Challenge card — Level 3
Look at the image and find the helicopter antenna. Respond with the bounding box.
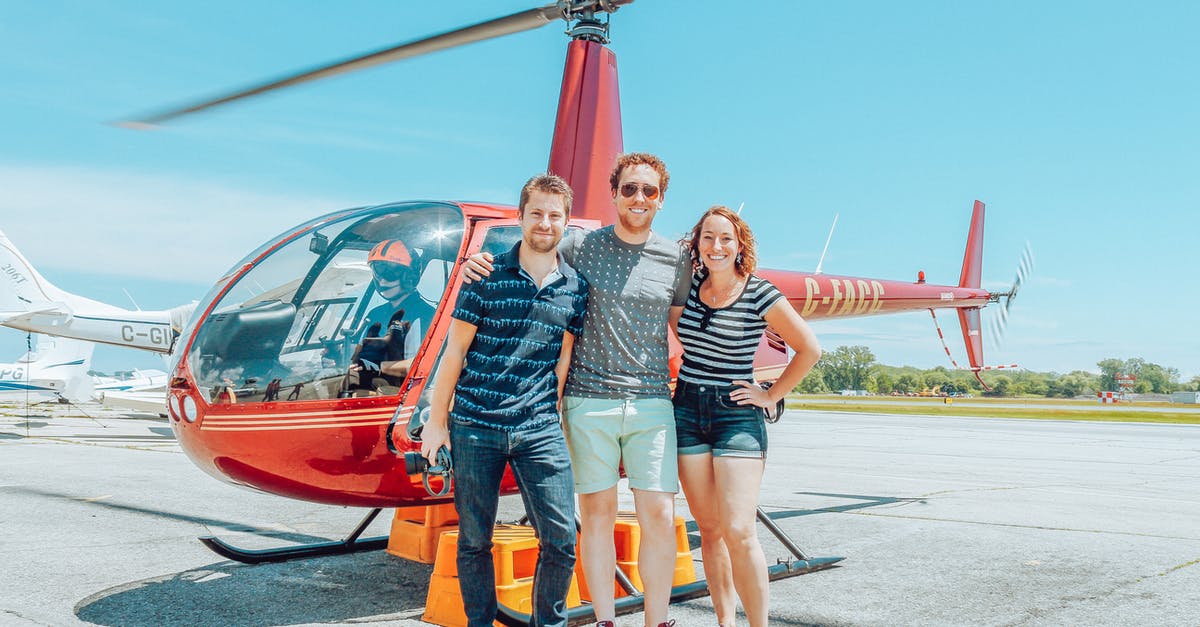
[813,213,839,275]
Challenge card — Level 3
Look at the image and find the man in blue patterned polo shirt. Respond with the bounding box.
[420,173,588,627]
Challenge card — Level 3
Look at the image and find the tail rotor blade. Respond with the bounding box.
[989,241,1033,353]
[1004,240,1035,310]
[1012,241,1034,295]
[988,314,1004,351]
[991,302,1009,350]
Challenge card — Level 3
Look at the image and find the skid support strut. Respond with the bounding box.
[495,506,843,626]
[200,507,389,564]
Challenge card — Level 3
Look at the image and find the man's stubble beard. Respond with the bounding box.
[523,235,560,255]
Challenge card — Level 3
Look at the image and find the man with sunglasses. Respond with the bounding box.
[464,153,690,627]
[349,239,436,387]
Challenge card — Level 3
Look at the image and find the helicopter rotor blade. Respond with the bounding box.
[1010,241,1034,303]
[117,2,566,127]
[989,301,1010,350]
[988,241,1035,351]
[988,311,1004,352]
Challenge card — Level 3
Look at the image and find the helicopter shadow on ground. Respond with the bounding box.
[14,485,368,547]
[682,492,919,551]
[0,419,50,433]
[149,426,175,438]
[74,550,431,627]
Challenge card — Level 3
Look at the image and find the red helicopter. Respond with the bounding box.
[120,1,1020,621]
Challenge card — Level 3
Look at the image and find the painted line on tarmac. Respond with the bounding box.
[841,509,1200,541]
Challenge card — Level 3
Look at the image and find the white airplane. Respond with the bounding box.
[93,368,169,393]
[0,333,94,403]
[0,229,196,354]
[1,228,372,415]
[94,368,170,414]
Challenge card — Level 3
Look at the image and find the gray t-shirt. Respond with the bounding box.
[560,226,691,399]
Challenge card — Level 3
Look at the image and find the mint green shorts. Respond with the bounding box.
[563,396,678,494]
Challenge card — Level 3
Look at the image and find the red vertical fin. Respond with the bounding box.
[547,40,623,225]
[958,200,985,289]
[957,201,986,370]
[957,306,985,370]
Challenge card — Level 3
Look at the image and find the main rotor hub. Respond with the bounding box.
[559,0,632,44]
[568,11,610,43]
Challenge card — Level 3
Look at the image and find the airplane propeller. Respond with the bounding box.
[117,1,634,128]
[987,241,1035,351]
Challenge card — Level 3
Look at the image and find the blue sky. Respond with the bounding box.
[2,1,1197,379]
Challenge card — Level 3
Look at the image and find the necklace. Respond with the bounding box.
[704,277,744,307]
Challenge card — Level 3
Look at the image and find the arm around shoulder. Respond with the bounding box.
[461,252,494,283]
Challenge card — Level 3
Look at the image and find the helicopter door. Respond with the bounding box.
[399,218,595,440]
[399,218,521,430]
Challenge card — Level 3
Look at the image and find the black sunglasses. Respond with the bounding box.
[619,182,660,200]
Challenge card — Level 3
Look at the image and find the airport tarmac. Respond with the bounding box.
[792,397,1200,414]
[2,401,1198,626]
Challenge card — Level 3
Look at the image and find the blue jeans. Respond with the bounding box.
[673,380,768,458]
[451,418,577,627]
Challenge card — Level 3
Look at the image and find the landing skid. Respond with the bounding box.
[199,507,389,565]
[198,504,843,622]
[496,506,844,626]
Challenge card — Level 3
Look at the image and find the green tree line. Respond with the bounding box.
[793,346,1200,397]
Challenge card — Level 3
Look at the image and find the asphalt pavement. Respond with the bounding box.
[2,401,1197,626]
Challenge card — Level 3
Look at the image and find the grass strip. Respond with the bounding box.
[786,400,1200,424]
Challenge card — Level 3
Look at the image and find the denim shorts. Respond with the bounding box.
[672,380,767,459]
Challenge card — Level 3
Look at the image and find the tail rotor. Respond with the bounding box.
[988,241,1035,351]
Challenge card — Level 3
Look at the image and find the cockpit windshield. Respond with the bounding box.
[187,203,464,404]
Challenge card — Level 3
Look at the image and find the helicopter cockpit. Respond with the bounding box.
[186,203,464,404]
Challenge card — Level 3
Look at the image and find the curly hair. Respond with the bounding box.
[608,152,670,196]
[519,173,574,216]
[684,205,758,276]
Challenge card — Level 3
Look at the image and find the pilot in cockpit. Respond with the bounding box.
[344,239,436,392]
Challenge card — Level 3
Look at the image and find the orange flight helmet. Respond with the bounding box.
[369,240,413,266]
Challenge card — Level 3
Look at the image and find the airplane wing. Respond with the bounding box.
[0,308,71,325]
[100,390,167,414]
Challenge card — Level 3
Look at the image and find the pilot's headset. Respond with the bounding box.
[368,239,422,294]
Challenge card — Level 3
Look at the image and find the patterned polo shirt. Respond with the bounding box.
[450,242,589,431]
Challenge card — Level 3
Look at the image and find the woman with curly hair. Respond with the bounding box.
[670,205,822,627]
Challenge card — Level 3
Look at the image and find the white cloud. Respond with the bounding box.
[0,163,351,283]
[1031,275,1071,288]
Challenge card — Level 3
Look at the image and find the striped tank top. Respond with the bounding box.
[676,273,785,386]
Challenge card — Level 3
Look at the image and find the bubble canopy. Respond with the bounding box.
[182,202,465,404]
